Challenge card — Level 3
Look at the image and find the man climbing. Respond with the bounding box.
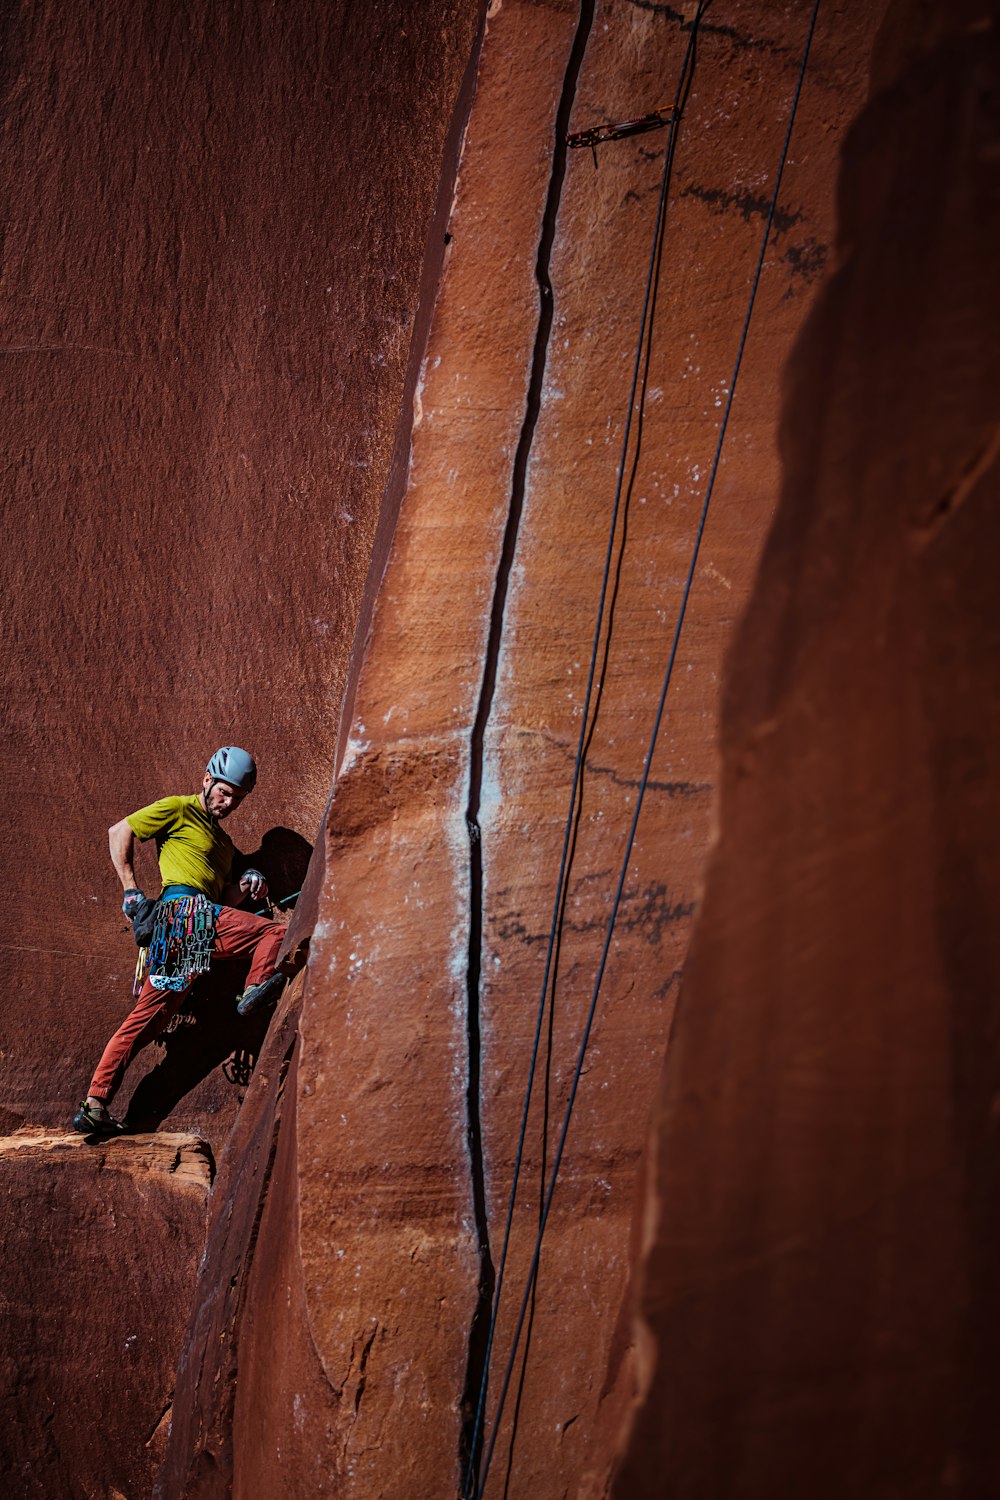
[73,746,287,1137]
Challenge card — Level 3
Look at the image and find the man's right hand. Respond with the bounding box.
[121,888,146,919]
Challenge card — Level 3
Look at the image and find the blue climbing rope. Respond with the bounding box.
[462,5,711,1494]
[252,887,302,917]
[474,0,824,1491]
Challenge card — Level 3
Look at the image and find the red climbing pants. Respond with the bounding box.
[88,906,285,1104]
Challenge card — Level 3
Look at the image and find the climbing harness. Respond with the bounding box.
[567,104,676,167]
[131,887,300,995]
[469,0,824,1491]
[133,890,219,995]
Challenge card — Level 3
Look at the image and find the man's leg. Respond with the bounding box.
[211,906,285,984]
[212,906,288,1017]
[86,977,193,1107]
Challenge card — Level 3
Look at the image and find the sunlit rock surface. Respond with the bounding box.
[0,0,480,1147]
[0,2,480,1492]
[165,3,886,1496]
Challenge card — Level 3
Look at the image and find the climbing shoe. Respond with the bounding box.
[72,1100,126,1137]
[236,971,286,1018]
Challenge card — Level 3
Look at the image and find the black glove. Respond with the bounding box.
[122,888,146,919]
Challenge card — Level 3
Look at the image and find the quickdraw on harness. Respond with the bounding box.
[567,105,676,168]
[133,894,219,995]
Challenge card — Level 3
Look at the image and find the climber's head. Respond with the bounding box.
[201,746,257,820]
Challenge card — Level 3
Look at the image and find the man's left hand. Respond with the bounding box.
[122,888,146,919]
[240,869,268,903]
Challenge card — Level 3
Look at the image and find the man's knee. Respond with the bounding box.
[260,919,285,955]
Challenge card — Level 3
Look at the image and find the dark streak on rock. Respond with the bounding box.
[681,181,803,236]
[681,182,833,291]
[530,724,710,798]
[652,967,684,1001]
[623,0,791,59]
[494,881,695,951]
[579,758,710,797]
[782,234,828,283]
[354,1322,378,1415]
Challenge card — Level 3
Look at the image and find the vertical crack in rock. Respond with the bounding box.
[353,1322,379,1417]
[164,1032,297,1498]
[144,1401,173,1449]
[230,1037,298,1311]
[460,0,596,1483]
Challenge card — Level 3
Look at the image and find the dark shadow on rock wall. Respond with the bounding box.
[123,828,312,1133]
[235,826,314,906]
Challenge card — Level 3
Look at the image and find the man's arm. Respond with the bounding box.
[219,851,268,908]
[108,818,138,891]
[219,870,269,908]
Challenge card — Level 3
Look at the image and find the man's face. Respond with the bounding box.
[202,774,246,819]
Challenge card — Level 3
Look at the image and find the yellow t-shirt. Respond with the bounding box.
[127,794,235,901]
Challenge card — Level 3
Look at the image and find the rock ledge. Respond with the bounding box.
[0,1126,214,1190]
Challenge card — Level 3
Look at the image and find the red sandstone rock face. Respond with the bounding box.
[8,0,939,1494]
[613,5,1000,1497]
[163,3,886,1496]
[1,3,480,1493]
[0,0,480,1146]
[157,976,316,1498]
[0,1130,209,1499]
